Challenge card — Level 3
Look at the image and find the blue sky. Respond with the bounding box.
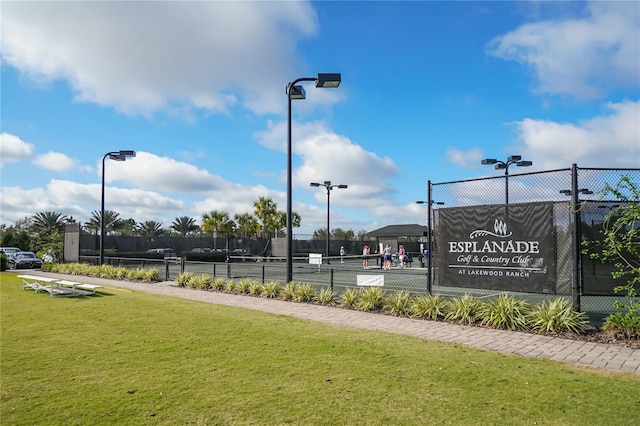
[1,1,639,236]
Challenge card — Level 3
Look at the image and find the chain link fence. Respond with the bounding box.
[431,166,639,318]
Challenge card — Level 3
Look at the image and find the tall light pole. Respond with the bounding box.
[481,155,532,204]
[286,73,341,283]
[311,180,348,264]
[416,181,444,294]
[100,150,136,265]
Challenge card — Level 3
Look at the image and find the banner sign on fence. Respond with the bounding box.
[357,275,384,287]
[436,202,556,293]
[309,253,322,265]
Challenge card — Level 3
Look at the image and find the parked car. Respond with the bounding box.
[146,248,179,260]
[8,251,43,269]
[0,247,21,256]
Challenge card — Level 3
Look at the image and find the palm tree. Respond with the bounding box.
[253,196,277,238]
[201,210,234,249]
[272,211,301,238]
[136,221,165,237]
[119,218,137,236]
[234,213,259,238]
[30,211,68,236]
[171,216,199,237]
[86,210,124,236]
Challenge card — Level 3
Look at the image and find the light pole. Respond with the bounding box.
[100,150,136,265]
[481,155,532,204]
[286,73,341,283]
[416,184,444,294]
[311,180,348,264]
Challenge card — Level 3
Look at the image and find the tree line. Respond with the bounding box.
[0,196,366,259]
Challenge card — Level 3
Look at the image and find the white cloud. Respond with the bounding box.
[512,100,640,169]
[101,151,223,194]
[255,120,399,210]
[32,151,76,171]
[445,147,484,170]
[0,133,35,165]
[1,1,319,116]
[487,2,640,99]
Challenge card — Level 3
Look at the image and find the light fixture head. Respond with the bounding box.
[578,189,593,195]
[481,158,498,165]
[118,150,136,158]
[337,184,348,189]
[289,85,306,100]
[310,182,321,187]
[559,190,572,196]
[507,155,522,162]
[434,201,445,205]
[516,160,532,167]
[324,180,331,186]
[315,73,341,88]
[495,163,507,170]
[109,154,126,161]
[415,201,426,205]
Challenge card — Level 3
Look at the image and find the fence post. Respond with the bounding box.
[227,263,231,279]
[571,164,581,312]
[427,180,433,295]
[330,269,334,291]
[165,261,170,281]
[261,265,265,284]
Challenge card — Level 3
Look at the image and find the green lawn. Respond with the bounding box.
[2,273,638,425]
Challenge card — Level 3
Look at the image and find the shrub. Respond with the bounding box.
[211,277,227,291]
[385,290,413,316]
[262,281,282,298]
[357,287,385,312]
[340,288,361,309]
[282,282,297,301]
[191,274,213,290]
[237,278,253,294]
[0,253,7,271]
[224,280,237,293]
[446,294,482,325]
[528,298,589,334]
[481,294,530,331]
[411,294,447,320]
[175,272,194,287]
[294,283,316,303]
[127,267,159,282]
[603,313,640,340]
[318,288,337,305]
[99,265,119,279]
[248,280,263,296]
[585,176,640,337]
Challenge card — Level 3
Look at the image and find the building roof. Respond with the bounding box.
[366,224,427,238]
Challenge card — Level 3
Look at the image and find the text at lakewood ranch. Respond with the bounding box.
[435,203,558,294]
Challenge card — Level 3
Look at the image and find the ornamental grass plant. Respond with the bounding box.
[411,294,447,320]
[481,294,531,331]
[446,293,483,325]
[384,290,413,316]
[528,298,589,334]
